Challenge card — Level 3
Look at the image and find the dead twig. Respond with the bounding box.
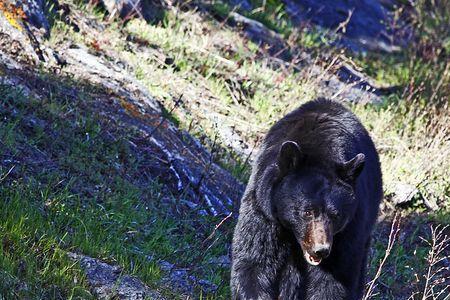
[417,225,450,300]
[147,94,183,138]
[334,9,354,34]
[0,165,15,182]
[204,212,233,243]
[363,214,402,300]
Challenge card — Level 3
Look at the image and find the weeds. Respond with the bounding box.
[413,225,450,300]
[366,220,450,300]
[364,214,402,300]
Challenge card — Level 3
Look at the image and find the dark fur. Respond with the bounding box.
[231,98,383,300]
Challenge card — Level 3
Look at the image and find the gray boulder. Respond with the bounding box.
[19,0,52,34]
[101,0,166,22]
[283,0,411,53]
[68,253,165,300]
[230,12,291,60]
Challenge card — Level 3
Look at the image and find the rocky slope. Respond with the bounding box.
[0,0,448,299]
[1,1,244,297]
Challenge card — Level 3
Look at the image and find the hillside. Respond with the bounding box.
[0,0,449,299]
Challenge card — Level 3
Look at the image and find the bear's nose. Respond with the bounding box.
[312,244,331,258]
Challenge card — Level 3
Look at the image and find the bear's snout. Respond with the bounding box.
[301,217,333,265]
[310,219,332,258]
[311,243,331,259]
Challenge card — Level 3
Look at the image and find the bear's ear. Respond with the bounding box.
[277,141,302,176]
[339,153,365,182]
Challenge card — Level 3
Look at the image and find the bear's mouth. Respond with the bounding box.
[300,241,323,266]
[303,251,322,266]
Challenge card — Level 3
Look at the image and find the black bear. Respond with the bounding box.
[231,98,382,300]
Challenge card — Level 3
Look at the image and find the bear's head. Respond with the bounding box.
[257,141,365,266]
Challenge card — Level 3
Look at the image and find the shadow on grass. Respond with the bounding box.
[367,212,450,299]
[0,67,241,299]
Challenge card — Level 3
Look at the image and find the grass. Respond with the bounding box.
[1,0,449,298]
[0,80,233,299]
[119,2,448,207]
[121,9,322,173]
[366,215,450,299]
[214,0,292,34]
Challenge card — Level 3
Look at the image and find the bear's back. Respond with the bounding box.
[251,98,382,219]
[263,99,371,164]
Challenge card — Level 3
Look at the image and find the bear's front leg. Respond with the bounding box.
[231,262,279,300]
[278,262,306,299]
[231,202,287,300]
[305,269,348,300]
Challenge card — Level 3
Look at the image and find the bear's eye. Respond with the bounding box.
[303,210,313,218]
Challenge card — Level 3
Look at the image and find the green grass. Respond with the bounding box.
[0,186,92,299]
[0,81,233,298]
[118,5,449,208]
[1,0,449,298]
[210,0,332,51]
[367,215,450,299]
[368,224,425,299]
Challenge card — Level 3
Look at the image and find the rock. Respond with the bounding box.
[66,47,112,74]
[0,0,60,65]
[140,257,218,295]
[389,181,439,211]
[68,252,165,300]
[0,5,41,65]
[227,0,252,11]
[391,182,419,205]
[312,64,383,104]
[422,195,439,211]
[230,12,291,60]
[16,0,54,36]
[335,62,380,92]
[0,49,24,69]
[208,255,231,267]
[159,262,218,295]
[283,0,411,53]
[0,0,55,36]
[63,44,163,113]
[101,0,166,22]
[2,38,244,216]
